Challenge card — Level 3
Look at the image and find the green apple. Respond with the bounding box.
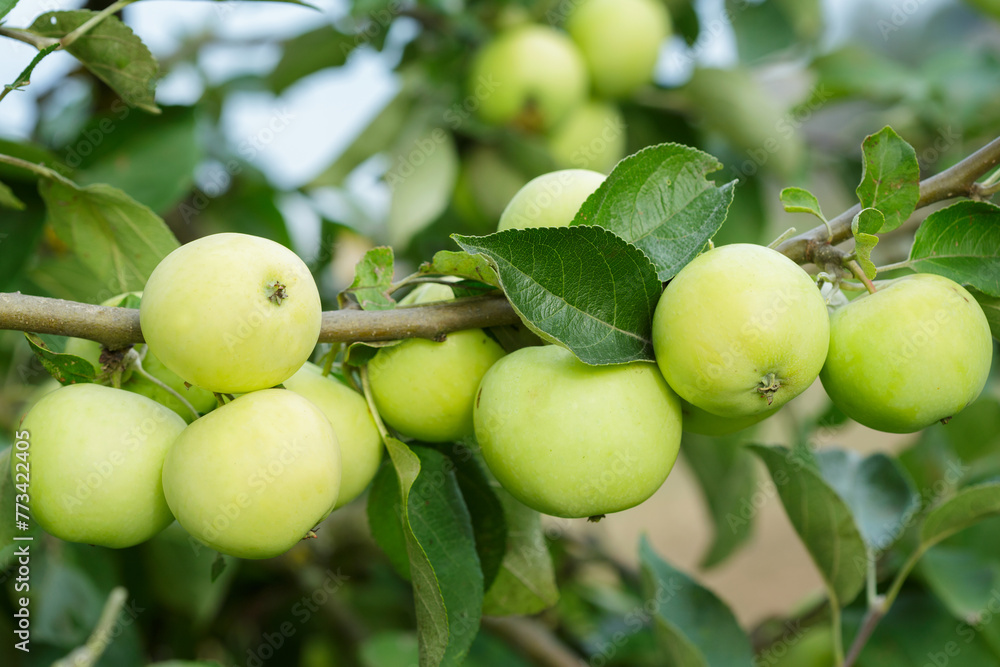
[547,101,627,174]
[680,399,778,436]
[474,345,681,518]
[769,624,834,667]
[653,244,830,417]
[469,25,588,131]
[820,274,993,433]
[140,233,321,394]
[284,362,382,508]
[17,383,185,548]
[162,389,340,559]
[498,169,605,230]
[566,0,671,98]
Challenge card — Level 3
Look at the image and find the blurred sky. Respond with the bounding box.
[0,0,953,190]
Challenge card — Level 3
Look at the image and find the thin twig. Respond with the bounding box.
[483,616,587,667]
[846,260,877,295]
[60,0,137,49]
[0,27,60,50]
[52,587,128,667]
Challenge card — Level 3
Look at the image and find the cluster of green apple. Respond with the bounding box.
[466,0,670,176]
[18,234,383,559]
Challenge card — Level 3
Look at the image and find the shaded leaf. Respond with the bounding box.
[367,461,411,580]
[268,25,354,93]
[419,251,499,287]
[339,246,396,310]
[855,126,919,233]
[780,187,825,222]
[572,143,735,281]
[920,483,1000,547]
[851,207,883,280]
[909,200,1000,296]
[28,11,159,114]
[453,227,661,365]
[749,445,867,605]
[24,333,97,385]
[0,180,25,210]
[969,287,1000,339]
[0,0,17,21]
[639,536,753,666]
[39,179,179,293]
[447,448,507,591]
[210,552,227,583]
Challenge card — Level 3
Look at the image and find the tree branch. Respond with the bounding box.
[776,136,1000,264]
[0,292,521,347]
[482,616,586,667]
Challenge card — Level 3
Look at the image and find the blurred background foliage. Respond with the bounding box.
[1,0,1000,664]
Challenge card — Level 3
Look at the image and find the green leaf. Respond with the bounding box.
[0,185,45,291]
[419,251,499,287]
[969,287,1000,339]
[339,247,397,310]
[855,126,919,233]
[814,449,918,552]
[0,0,17,21]
[367,461,411,580]
[681,434,758,568]
[453,227,661,365]
[851,207,884,280]
[39,179,179,293]
[447,448,507,591]
[780,187,826,222]
[639,536,753,666]
[572,143,736,281]
[268,25,354,94]
[345,340,401,368]
[210,552,227,583]
[28,11,159,114]
[909,200,1000,296]
[483,487,558,616]
[920,483,1000,547]
[384,439,483,666]
[75,106,200,214]
[386,128,459,249]
[0,180,25,210]
[749,445,867,606]
[24,333,97,385]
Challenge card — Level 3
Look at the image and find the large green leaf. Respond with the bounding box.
[24,334,97,385]
[0,183,45,291]
[814,449,918,553]
[681,434,758,568]
[0,0,17,21]
[909,200,1000,297]
[367,461,411,580]
[639,536,752,666]
[453,226,661,365]
[969,288,1000,339]
[28,11,159,114]
[855,126,920,232]
[39,179,179,293]
[383,439,484,666]
[572,143,735,281]
[920,483,1000,547]
[749,445,867,606]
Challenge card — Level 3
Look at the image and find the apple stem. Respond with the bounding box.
[130,350,200,422]
[359,365,392,443]
[846,260,877,295]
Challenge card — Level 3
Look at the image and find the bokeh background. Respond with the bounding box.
[1,0,1000,664]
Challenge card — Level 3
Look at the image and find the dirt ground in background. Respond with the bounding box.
[552,381,918,627]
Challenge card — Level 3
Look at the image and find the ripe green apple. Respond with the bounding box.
[497,169,605,230]
[566,0,671,98]
[17,383,185,548]
[547,101,627,174]
[474,345,682,518]
[162,389,340,559]
[653,244,830,417]
[284,362,382,508]
[469,24,588,131]
[680,399,779,436]
[140,233,322,394]
[820,274,993,433]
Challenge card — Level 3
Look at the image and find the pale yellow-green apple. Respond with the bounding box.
[17,383,185,547]
[566,0,671,98]
[820,274,992,433]
[368,284,505,442]
[162,389,340,559]
[468,25,588,131]
[284,362,382,507]
[474,345,681,518]
[771,624,834,667]
[547,100,627,174]
[140,233,321,393]
[653,244,829,417]
[498,169,605,230]
[680,399,779,436]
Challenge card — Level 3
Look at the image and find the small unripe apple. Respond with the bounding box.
[680,399,779,436]
[162,389,340,559]
[820,274,993,433]
[17,383,185,548]
[653,244,829,417]
[566,0,671,98]
[469,25,589,131]
[474,345,682,518]
[284,362,382,508]
[548,101,627,174]
[498,169,605,230]
[140,233,321,394]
